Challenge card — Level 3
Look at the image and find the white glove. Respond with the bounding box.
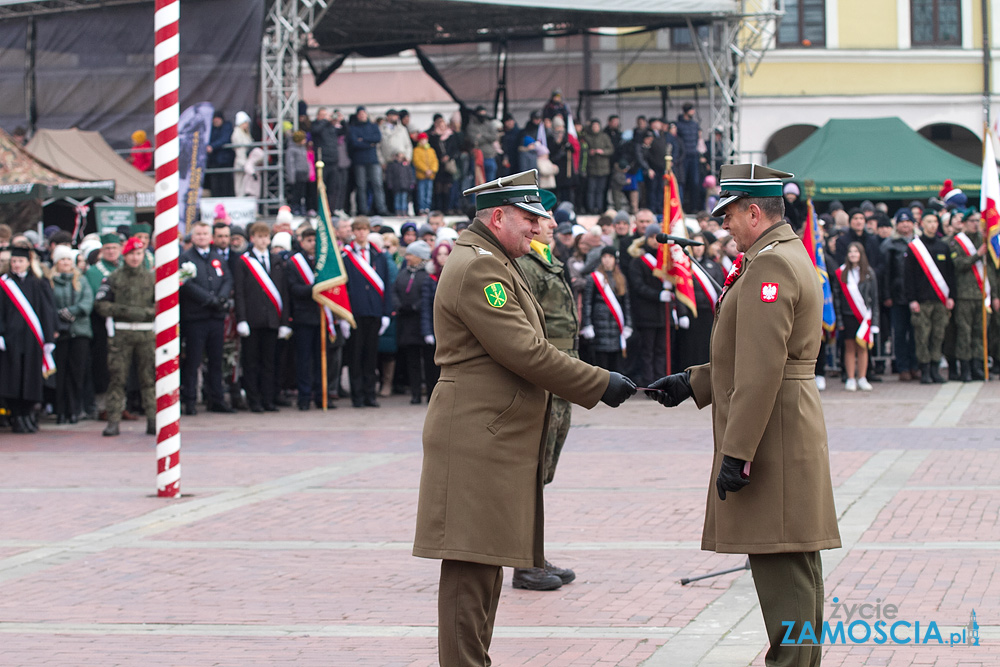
[237,321,251,337]
[678,316,691,330]
[278,325,293,340]
[338,320,351,340]
[0,336,5,351]
[659,290,673,303]
[870,325,880,335]
[424,334,435,345]
[44,342,55,355]
[106,317,115,338]
[623,326,633,340]
[580,324,595,339]
[379,316,390,336]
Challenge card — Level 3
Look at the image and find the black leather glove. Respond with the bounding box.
[214,296,230,312]
[58,307,76,323]
[716,454,750,500]
[601,372,637,407]
[645,370,692,407]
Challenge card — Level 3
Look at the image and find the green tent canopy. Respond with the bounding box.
[769,117,982,202]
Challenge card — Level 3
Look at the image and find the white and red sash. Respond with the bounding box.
[690,260,719,309]
[591,271,626,350]
[908,237,950,304]
[640,252,658,272]
[240,253,283,318]
[954,232,992,307]
[344,243,385,296]
[835,265,873,348]
[0,274,55,376]
[289,252,336,337]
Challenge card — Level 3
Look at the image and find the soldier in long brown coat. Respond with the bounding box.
[413,170,637,666]
[647,164,841,667]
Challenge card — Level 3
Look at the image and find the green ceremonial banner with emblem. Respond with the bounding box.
[314,163,355,327]
[485,282,507,308]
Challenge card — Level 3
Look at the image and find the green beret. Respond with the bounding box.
[130,222,152,235]
[100,233,122,245]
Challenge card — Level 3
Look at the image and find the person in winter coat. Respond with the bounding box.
[879,209,918,380]
[347,106,389,216]
[412,133,439,214]
[0,246,56,433]
[385,152,416,216]
[394,240,433,403]
[582,120,614,214]
[420,240,451,392]
[206,112,235,197]
[285,131,310,215]
[835,208,883,272]
[676,231,725,369]
[581,246,632,372]
[834,242,879,391]
[129,130,152,173]
[48,246,93,423]
[231,111,254,196]
[377,108,413,167]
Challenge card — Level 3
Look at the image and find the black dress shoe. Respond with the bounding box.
[263,404,279,412]
[544,560,576,585]
[69,413,78,424]
[56,415,67,425]
[298,403,310,411]
[274,395,292,407]
[11,416,28,434]
[364,399,380,408]
[26,414,38,432]
[102,422,120,437]
[183,404,198,416]
[410,397,422,404]
[249,405,264,413]
[352,401,365,408]
[512,567,563,591]
[209,403,236,414]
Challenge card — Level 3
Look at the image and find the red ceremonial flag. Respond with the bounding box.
[981,129,1000,269]
[657,169,698,316]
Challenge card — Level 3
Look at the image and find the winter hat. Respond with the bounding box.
[436,227,458,243]
[894,209,914,223]
[939,179,968,209]
[703,174,718,189]
[571,224,587,238]
[122,237,144,255]
[400,221,418,237]
[556,222,573,235]
[275,205,294,226]
[645,223,663,239]
[418,224,435,238]
[214,203,231,223]
[22,229,41,247]
[613,209,631,224]
[552,116,565,129]
[131,130,147,144]
[783,182,800,196]
[51,245,75,264]
[44,225,61,239]
[600,245,618,258]
[553,209,571,224]
[270,231,292,251]
[235,111,251,126]
[405,240,432,261]
[417,132,428,141]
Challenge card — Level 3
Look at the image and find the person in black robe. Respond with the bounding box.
[0,246,57,433]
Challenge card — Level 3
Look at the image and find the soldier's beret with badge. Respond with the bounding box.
[712,163,794,216]
[464,169,552,219]
[122,237,144,254]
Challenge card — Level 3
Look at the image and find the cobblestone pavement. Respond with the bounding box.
[1,376,998,666]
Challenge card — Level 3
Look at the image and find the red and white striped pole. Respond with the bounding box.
[153,0,181,498]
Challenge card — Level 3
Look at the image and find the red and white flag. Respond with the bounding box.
[982,129,1000,268]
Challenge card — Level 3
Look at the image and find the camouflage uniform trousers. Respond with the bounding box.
[953,298,986,361]
[911,301,950,364]
[543,349,576,485]
[106,329,156,424]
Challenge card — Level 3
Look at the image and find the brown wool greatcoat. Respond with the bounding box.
[688,222,841,555]
[413,220,610,569]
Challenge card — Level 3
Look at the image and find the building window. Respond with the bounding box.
[671,25,708,50]
[776,0,826,48]
[911,0,961,46]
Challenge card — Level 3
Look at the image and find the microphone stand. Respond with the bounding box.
[679,245,724,294]
[680,557,750,585]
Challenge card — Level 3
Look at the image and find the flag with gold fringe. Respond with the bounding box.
[656,168,697,316]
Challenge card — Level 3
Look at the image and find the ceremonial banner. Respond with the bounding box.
[981,130,1000,269]
[802,199,837,332]
[178,101,213,236]
[314,165,355,327]
[659,169,697,315]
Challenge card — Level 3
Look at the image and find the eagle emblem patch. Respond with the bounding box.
[760,283,779,302]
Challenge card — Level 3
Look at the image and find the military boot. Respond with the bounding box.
[971,360,986,381]
[544,560,576,585]
[920,363,934,384]
[146,418,156,436]
[959,360,972,383]
[929,361,946,383]
[102,422,120,437]
[512,567,563,591]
